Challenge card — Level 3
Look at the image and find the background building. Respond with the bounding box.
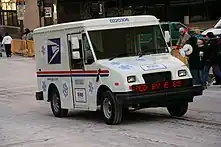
[0,0,53,30]
[23,0,39,30]
[0,0,18,26]
[56,0,219,24]
[0,0,19,38]
[0,0,219,38]
[23,0,56,29]
[0,0,219,28]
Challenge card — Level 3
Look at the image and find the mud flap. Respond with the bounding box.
[36,91,44,100]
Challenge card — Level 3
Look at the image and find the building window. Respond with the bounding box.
[0,0,18,26]
[1,0,16,10]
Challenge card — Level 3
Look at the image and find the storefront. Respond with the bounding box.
[0,0,18,26]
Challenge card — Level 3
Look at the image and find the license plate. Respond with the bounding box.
[132,79,192,92]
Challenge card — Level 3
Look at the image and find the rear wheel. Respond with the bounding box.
[101,90,123,125]
[167,101,188,117]
[50,88,68,117]
[123,108,131,114]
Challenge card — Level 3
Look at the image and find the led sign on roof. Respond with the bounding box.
[109,18,129,23]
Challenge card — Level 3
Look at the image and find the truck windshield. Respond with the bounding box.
[160,23,170,32]
[88,25,169,60]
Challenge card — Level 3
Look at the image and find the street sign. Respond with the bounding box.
[44,7,52,18]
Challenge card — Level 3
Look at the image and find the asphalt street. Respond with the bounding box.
[0,56,221,147]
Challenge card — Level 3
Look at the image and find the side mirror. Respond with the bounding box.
[164,31,171,43]
[168,47,172,53]
[71,37,80,50]
[72,51,81,59]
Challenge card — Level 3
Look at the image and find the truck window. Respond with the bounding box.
[160,24,170,32]
[82,34,94,64]
[88,25,168,60]
[173,23,186,31]
[67,34,84,69]
[138,27,165,51]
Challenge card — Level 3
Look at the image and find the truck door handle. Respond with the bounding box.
[96,69,101,82]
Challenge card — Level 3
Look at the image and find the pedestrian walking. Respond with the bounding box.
[2,33,12,57]
[188,36,203,85]
[197,39,207,84]
[22,28,33,40]
[202,32,221,88]
[212,36,221,85]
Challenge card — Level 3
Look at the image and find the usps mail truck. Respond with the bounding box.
[34,15,203,125]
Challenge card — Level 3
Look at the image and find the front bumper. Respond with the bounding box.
[115,85,203,106]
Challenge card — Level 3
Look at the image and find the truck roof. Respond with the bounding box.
[160,22,180,25]
[33,15,159,34]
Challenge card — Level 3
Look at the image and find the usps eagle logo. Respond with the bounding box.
[47,38,61,64]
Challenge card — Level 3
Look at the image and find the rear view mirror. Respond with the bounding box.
[164,31,171,43]
[71,37,80,50]
[72,51,81,59]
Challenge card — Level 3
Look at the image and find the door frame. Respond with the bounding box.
[67,32,89,109]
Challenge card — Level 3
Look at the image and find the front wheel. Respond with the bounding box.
[101,90,123,125]
[167,101,188,117]
[50,88,68,117]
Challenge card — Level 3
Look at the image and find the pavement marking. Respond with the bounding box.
[0,58,34,62]
[0,138,54,147]
[140,111,221,128]
[0,98,14,103]
[0,91,35,104]
[0,56,33,59]
[0,91,34,97]
[7,91,34,96]
[0,85,37,91]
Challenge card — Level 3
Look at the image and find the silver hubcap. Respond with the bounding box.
[103,98,112,119]
[52,93,60,113]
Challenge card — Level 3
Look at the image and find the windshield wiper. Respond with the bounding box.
[138,51,151,57]
[109,53,129,61]
[139,48,168,57]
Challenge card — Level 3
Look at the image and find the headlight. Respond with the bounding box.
[127,76,136,83]
[178,70,187,77]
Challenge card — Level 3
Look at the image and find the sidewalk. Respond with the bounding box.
[0,52,34,61]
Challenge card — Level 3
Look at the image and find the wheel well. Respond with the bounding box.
[47,83,58,102]
[97,85,111,106]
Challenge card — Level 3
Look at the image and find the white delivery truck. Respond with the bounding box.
[34,15,203,125]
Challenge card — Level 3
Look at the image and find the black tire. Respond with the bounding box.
[167,101,188,117]
[123,108,131,114]
[101,90,123,125]
[50,88,68,117]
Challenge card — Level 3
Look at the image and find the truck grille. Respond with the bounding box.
[142,71,171,83]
